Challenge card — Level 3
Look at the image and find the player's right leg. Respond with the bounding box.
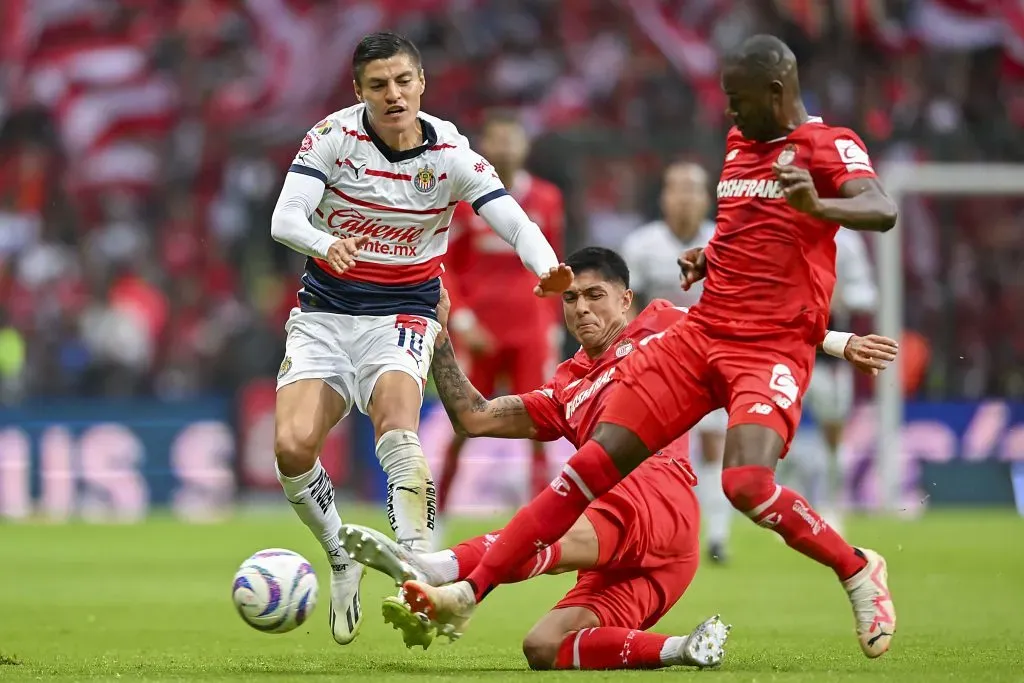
[402,324,716,637]
[275,309,365,645]
[275,378,364,645]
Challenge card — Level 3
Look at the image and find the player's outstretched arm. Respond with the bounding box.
[820,331,899,376]
[430,286,538,439]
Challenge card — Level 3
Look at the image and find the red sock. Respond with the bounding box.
[464,440,623,601]
[436,438,462,515]
[450,531,501,579]
[722,465,867,579]
[452,531,563,581]
[554,628,670,670]
[529,442,549,498]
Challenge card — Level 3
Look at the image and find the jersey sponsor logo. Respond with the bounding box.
[776,144,796,166]
[565,367,616,420]
[834,138,873,174]
[413,166,437,193]
[325,208,425,246]
[769,363,799,404]
[716,178,784,199]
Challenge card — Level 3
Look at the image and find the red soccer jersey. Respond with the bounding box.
[445,172,564,345]
[692,118,879,344]
[519,300,694,472]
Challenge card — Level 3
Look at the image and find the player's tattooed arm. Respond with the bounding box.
[431,337,539,440]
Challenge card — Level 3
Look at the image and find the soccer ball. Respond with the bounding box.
[232,548,318,633]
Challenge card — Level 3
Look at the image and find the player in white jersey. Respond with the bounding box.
[795,228,878,533]
[620,161,733,564]
[268,32,571,646]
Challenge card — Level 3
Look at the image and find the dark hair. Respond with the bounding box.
[352,32,422,84]
[564,247,630,289]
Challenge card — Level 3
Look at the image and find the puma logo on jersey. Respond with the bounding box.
[717,178,784,199]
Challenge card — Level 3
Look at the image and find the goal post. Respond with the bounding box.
[874,162,1024,512]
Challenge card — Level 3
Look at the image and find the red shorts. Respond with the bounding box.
[555,455,700,630]
[601,318,816,458]
[465,338,555,396]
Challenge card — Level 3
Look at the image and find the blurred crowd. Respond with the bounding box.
[0,0,1022,402]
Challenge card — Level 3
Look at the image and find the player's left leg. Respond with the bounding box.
[337,514,601,648]
[358,315,443,554]
[524,567,727,671]
[715,347,894,658]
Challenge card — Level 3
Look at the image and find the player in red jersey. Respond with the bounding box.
[401,34,901,660]
[336,247,897,669]
[438,110,564,515]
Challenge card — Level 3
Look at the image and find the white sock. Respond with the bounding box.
[659,636,687,665]
[377,429,435,553]
[694,456,731,546]
[418,549,460,584]
[276,459,351,572]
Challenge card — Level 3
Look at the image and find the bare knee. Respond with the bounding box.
[522,629,561,671]
[592,423,651,475]
[368,372,422,438]
[274,419,321,476]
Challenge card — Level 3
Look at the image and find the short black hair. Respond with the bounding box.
[565,247,630,289]
[352,31,422,84]
[724,34,797,83]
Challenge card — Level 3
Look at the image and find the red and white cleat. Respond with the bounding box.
[401,579,477,642]
[842,548,896,658]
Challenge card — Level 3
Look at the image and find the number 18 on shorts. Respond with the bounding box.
[276,309,441,418]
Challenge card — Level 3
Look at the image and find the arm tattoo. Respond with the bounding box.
[430,338,488,432]
[489,395,528,419]
[430,338,530,434]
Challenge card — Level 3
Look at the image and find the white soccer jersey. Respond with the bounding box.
[620,219,716,308]
[287,103,507,318]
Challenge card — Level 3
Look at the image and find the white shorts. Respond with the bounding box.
[276,309,441,418]
[803,361,854,424]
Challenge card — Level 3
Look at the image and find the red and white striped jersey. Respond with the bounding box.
[288,103,509,318]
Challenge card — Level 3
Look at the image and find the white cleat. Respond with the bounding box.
[338,524,443,586]
[328,563,364,645]
[401,579,476,642]
[669,615,731,668]
[842,548,895,658]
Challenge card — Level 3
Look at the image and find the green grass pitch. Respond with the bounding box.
[1,508,1022,682]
